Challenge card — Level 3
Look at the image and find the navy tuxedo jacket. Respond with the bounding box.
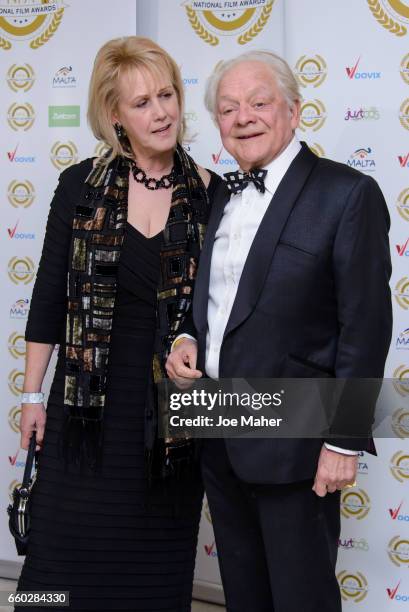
[184,142,392,484]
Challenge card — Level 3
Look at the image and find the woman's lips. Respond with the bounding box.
[153,123,171,134]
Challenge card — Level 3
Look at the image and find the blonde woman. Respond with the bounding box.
[16,36,220,611]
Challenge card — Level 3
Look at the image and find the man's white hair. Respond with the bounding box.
[204,50,301,121]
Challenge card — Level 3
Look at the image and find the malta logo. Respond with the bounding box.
[8,180,35,208]
[341,488,371,520]
[298,99,326,132]
[397,188,409,220]
[8,405,21,433]
[183,0,275,46]
[401,52,409,83]
[394,277,409,310]
[0,0,67,51]
[8,369,24,396]
[8,256,35,285]
[295,55,327,88]
[308,143,325,157]
[337,570,368,603]
[388,536,409,567]
[367,0,409,36]
[391,407,409,438]
[7,102,35,131]
[390,450,409,482]
[400,98,409,130]
[8,332,26,359]
[7,63,35,91]
[50,140,78,170]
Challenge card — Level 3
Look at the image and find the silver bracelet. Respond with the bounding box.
[21,392,44,404]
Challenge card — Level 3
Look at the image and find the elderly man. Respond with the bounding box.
[166,51,391,611]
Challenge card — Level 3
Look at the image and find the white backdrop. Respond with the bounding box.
[1,1,409,609]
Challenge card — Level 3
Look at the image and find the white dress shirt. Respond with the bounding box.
[175,135,356,456]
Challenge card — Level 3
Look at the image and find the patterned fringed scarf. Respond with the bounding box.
[62,145,209,473]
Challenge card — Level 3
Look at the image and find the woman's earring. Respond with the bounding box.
[114,123,124,139]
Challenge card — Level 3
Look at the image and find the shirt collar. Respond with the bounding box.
[261,135,301,195]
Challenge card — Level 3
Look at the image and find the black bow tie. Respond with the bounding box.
[223,168,267,195]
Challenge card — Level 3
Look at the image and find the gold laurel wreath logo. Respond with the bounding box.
[393,364,409,396]
[401,52,409,83]
[8,180,35,208]
[392,408,409,439]
[308,143,325,157]
[397,188,409,221]
[390,450,409,482]
[237,1,274,45]
[388,536,409,566]
[0,36,11,50]
[185,5,219,46]
[299,99,327,132]
[295,55,327,88]
[337,571,368,602]
[8,406,21,433]
[8,369,25,396]
[7,64,35,92]
[8,332,26,359]
[394,277,409,309]
[30,8,64,50]
[341,488,371,520]
[367,0,407,36]
[400,98,409,130]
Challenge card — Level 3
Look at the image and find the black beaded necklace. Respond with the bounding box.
[130,160,176,190]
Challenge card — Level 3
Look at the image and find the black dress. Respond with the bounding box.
[16,159,219,611]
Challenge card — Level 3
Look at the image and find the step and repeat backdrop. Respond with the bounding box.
[0,1,409,610]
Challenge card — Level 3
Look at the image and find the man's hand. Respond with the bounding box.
[20,403,47,451]
[165,338,202,388]
[312,445,358,497]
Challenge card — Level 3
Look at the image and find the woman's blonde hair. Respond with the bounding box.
[88,36,185,163]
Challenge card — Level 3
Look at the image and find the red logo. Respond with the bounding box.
[346,57,361,79]
[8,449,19,466]
[7,221,19,238]
[399,153,409,167]
[389,500,404,519]
[212,146,223,164]
[396,240,409,256]
[204,541,216,556]
[7,144,19,162]
[387,581,401,600]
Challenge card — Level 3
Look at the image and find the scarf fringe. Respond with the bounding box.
[59,416,104,472]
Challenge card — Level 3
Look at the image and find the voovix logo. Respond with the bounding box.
[389,500,409,521]
[387,581,409,602]
[212,146,237,166]
[396,239,409,257]
[346,57,381,80]
[399,154,409,168]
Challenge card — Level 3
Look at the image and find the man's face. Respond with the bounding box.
[216,61,300,171]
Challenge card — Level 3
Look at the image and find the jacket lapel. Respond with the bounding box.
[223,142,318,339]
[193,180,230,333]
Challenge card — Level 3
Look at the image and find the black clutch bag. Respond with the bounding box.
[7,434,38,556]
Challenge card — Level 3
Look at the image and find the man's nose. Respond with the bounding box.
[236,104,256,125]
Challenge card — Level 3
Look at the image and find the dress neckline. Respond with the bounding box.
[126,221,163,241]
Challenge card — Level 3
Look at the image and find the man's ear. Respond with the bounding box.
[289,99,301,130]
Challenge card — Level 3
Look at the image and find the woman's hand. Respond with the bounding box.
[20,403,47,451]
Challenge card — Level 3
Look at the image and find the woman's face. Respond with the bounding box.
[113,66,181,160]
